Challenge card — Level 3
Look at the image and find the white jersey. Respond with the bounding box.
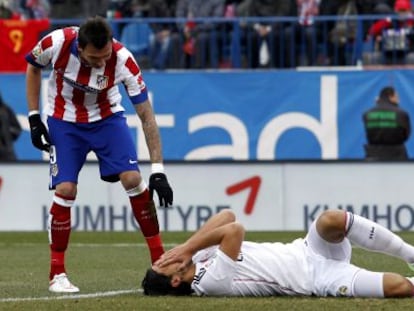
[191,239,314,296]
[26,26,147,123]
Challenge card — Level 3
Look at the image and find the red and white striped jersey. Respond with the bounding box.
[26,26,148,123]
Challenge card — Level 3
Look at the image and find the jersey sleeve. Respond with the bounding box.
[192,249,236,296]
[25,29,60,68]
[120,50,148,105]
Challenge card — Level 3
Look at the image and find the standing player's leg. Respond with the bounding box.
[121,170,164,263]
[48,182,80,293]
[95,114,164,263]
[46,118,86,293]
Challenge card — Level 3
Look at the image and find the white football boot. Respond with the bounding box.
[49,273,80,293]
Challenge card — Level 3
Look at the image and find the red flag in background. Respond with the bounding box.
[0,19,50,72]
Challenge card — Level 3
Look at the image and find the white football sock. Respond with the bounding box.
[352,270,384,298]
[346,212,414,264]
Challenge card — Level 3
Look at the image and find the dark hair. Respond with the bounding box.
[78,16,113,49]
[141,269,193,296]
[378,86,396,101]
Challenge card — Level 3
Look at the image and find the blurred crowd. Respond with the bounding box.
[0,0,50,19]
[1,0,414,69]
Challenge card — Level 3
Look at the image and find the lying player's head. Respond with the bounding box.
[78,16,113,68]
[141,268,193,296]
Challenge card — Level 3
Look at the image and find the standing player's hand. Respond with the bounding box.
[28,113,51,152]
[149,173,173,207]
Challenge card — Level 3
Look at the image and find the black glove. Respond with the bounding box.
[28,113,51,152]
[149,172,173,207]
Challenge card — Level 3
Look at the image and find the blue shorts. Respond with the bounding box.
[47,113,139,189]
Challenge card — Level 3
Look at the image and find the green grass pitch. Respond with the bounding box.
[1,231,414,311]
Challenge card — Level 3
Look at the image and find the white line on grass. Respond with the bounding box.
[0,288,143,303]
[71,243,179,248]
[0,243,178,248]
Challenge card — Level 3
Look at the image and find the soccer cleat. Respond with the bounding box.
[49,273,79,293]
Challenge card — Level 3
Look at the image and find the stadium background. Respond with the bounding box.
[2,13,414,232]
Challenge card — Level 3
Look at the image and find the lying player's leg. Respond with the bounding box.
[314,210,414,297]
[345,212,414,265]
[382,273,414,297]
[315,210,414,265]
[314,209,347,242]
[306,210,352,261]
[353,270,413,298]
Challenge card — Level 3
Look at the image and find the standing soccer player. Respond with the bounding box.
[25,16,173,293]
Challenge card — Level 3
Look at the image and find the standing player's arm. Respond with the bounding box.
[26,63,51,151]
[156,210,244,268]
[134,99,163,164]
[26,64,42,113]
[134,96,173,207]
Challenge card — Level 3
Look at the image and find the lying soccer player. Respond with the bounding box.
[142,209,414,297]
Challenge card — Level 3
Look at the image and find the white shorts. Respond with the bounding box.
[304,219,383,297]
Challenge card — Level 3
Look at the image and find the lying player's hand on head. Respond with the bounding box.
[155,244,192,270]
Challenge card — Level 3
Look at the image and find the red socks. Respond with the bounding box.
[145,235,164,264]
[48,189,163,280]
[48,196,72,280]
[50,251,66,280]
[130,189,164,263]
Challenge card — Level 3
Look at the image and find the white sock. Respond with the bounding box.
[352,270,384,298]
[346,212,414,264]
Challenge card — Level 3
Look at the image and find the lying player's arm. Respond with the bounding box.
[192,209,237,238]
[183,209,244,258]
[156,209,243,267]
[186,220,245,261]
